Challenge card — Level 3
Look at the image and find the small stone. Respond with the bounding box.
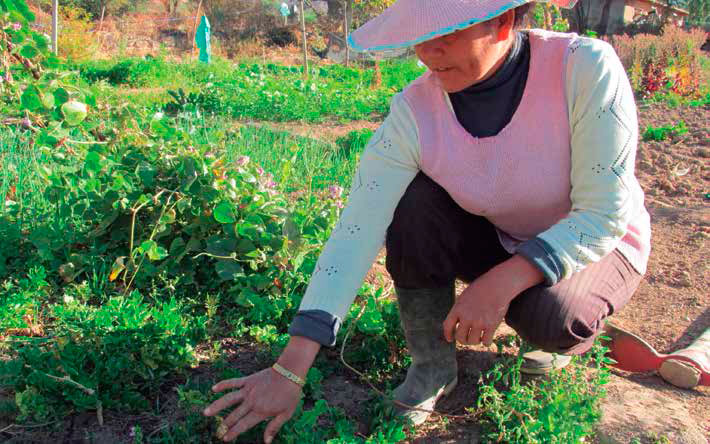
[677,271,692,287]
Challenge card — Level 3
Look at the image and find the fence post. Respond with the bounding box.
[300,0,308,76]
[343,0,349,67]
[52,0,58,54]
[191,0,204,57]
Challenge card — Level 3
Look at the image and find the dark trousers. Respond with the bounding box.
[385,173,643,355]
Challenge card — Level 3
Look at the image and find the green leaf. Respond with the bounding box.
[10,30,25,44]
[136,162,156,187]
[214,201,237,224]
[40,92,55,109]
[215,260,243,281]
[53,88,69,106]
[20,86,42,111]
[84,151,102,174]
[19,43,38,59]
[140,240,168,261]
[236,239,257,255]
[206,237,237,257]
[169,238,186,256]
[9,0,35,21]
[150,246,168,261]
[32,32,48,51]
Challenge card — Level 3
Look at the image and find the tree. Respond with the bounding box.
[159,0,182,16]
[565,0,594,33]
[351,0,395,26]
[37,0,149,19]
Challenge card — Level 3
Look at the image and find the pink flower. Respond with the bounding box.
[12,23,21,31]
[335,201,344,209]
[256,166,264,176]
[328,185,343,199]
[236,155,250,167]
[267,180,277,189]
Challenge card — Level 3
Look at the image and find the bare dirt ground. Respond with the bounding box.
[1,102,708,443]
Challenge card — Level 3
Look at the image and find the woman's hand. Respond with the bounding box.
[203,336,321,443]
[204,368,302,443]
[443,255,544,346]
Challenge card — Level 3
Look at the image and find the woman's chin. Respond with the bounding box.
[432,71,469,93]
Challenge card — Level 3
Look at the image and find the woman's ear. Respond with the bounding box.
[496,9,516,41]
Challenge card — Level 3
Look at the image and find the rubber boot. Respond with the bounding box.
[392,284,458,425]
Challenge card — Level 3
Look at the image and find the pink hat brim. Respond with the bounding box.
[349,0,579,52]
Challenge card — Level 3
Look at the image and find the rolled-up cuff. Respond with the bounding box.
[517,237,565,286]
[288,310,342,347]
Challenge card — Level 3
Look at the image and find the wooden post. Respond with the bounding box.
[52,0,58,54]
[191,0,203,57]
[98,5,106,32]
[343,0,349,67]
[300,0,308,76]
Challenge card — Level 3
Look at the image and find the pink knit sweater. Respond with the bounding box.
[402,30,651,277]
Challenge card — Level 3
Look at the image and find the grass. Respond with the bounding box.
[71,56,425,122]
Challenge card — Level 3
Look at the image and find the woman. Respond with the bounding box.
[204,0,651,441]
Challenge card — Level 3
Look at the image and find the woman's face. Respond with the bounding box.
[414,11,515,93]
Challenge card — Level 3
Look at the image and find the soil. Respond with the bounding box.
[1,102,708,443]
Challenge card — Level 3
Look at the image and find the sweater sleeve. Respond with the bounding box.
[518,37,639,284]
[288,93,421,346]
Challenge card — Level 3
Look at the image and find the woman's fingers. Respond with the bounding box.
[454,321,471,344]
[263,413,291,444]
[223,411,265,442]
[203,390,246,417]
[443,310,459,343]
[212,377,247,393]
[481,323,498,347]
[223,398,253,429]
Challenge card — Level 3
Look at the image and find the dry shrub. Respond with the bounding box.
[58,6,100,61]
[610,26,707,98]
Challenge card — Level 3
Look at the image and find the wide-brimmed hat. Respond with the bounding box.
[349,0,578,53]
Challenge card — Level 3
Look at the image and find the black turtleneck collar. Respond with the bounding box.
[448,31,531,138]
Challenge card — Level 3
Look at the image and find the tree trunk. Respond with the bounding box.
[597,0,613,35]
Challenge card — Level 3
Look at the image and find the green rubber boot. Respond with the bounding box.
[392,284,458,425]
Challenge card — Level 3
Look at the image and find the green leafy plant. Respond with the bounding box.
[642,120,688,141]
[476,340,612,443]
[0,292,207,421]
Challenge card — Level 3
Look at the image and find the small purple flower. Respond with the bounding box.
[12,23,21,31]
[266,180,277,189]
[328,185,344,199]
[236,155,250,167]
[129,426,136,437]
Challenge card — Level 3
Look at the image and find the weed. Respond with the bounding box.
[642,120,688,141]
[476,339,612,443]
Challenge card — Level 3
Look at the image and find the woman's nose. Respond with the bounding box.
[415,38,446,58]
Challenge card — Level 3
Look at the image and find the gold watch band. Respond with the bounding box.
[272,363,305,387]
